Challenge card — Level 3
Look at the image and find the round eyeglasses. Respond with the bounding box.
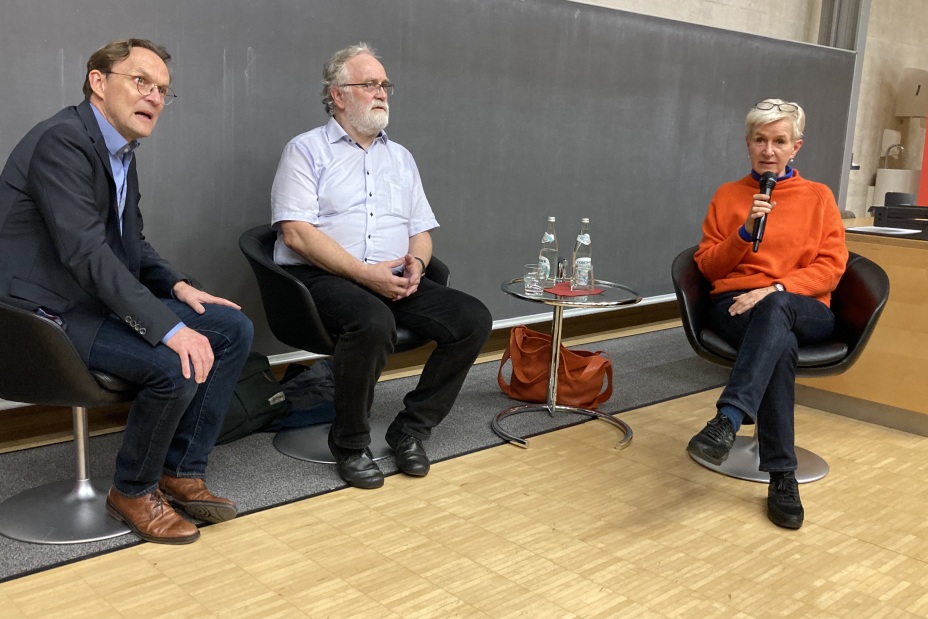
[341,81,395,96]
[754,101,798,112]
[109,72,177,106]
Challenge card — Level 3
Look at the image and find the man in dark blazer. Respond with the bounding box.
[0,39,253,544]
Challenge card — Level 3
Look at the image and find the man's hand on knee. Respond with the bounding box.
[173,281,242,315]
[166,327,214,383]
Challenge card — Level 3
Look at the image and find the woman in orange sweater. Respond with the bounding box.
[688,99,848,530]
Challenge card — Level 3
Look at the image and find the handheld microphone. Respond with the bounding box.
[752,171,778,252]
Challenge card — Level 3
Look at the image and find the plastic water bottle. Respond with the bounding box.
[571,218,593,290]
[538,217,558,284]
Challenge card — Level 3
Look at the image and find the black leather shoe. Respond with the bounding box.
[686,411,736,465]
[390,434,430,477]
[328,433,384,489]
[767,471,804,529]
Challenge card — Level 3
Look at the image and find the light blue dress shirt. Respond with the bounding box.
[90,104,184,343]
[270,117,439,267]
[90,104,137,233]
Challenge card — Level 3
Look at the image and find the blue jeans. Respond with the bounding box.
[710,291,835,472]
[285,266,493,450]
[89,300,253,497]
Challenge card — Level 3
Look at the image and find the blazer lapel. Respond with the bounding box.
[120,162,142,275]
[76,101,115,184]
[76,101,138,273]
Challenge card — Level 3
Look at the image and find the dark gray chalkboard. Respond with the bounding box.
[0,0,855,354]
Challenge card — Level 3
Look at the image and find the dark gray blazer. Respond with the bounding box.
[0,100,185,363]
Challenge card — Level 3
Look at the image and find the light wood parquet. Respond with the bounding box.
[3,388,928,618]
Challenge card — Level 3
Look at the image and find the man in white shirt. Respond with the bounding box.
[271,43,492,489]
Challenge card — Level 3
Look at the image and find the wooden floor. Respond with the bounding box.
[3,388,928,618]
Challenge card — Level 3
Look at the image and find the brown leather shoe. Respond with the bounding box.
[159,475,238,523]
[106,487,200,545]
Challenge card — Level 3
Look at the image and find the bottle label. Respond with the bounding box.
[538,256,551,279]
[576,233,591,246]
[571,257,593,290]
[542,232,555,243]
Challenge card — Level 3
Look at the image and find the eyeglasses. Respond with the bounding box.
[754,101,798,112]
[109,72,177,105]
[341,81,394,96]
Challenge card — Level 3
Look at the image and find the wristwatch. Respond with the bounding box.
[773,282,785,292]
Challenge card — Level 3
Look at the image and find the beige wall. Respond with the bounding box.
[569,0,928,216]
[571,0,822,43]
[849,0,928,215]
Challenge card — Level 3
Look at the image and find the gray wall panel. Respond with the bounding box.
[0,0,855,354]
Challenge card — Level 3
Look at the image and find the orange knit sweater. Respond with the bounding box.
[694,170,847,307]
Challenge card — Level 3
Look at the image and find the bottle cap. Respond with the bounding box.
[581,217,589,223]
[548,216,556,222]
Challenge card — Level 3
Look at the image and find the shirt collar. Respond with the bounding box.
[750,165,795,183]
[90,103,140,159]
[325,116,389,146]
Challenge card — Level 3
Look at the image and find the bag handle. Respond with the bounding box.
[498,326,549,394]
[558,349,613,406]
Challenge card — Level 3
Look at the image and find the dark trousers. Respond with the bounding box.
[89,300,253,497]
[286,266,492,450]
[709,291,835,472]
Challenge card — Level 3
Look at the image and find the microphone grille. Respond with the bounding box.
[760,171,777,190]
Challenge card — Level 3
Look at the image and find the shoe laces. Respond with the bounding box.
[150,489,170,513]
[771,473,800,503]
[702,415,733,441]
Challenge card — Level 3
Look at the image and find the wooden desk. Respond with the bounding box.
[796,229,928,436]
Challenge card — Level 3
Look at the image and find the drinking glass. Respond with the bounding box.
[523,264,544,296]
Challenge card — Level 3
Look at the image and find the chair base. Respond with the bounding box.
[273,419,394,464]
[0,477,130,544]
[688,435,829,483]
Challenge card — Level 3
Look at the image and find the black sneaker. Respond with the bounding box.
[767,471,804,529]
[686,411,736,465]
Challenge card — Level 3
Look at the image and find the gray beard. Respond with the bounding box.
[356,106,389,135]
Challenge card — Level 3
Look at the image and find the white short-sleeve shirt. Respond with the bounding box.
[271,117,439,266]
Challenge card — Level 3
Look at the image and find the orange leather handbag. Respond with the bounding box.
[497,325,613,409]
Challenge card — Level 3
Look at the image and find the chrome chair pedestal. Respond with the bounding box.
[272,419,394,464]
[687,434,829,484]
[0,406,128,544]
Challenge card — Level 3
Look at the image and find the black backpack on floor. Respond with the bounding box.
[217,352,290,445]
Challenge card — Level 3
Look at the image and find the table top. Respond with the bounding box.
[502,278,641,308]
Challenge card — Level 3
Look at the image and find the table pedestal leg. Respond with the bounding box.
[492,403,633,449]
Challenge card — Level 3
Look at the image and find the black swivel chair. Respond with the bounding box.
[0,302,135,544]
[238,224,451,463]
[671,247,889,483]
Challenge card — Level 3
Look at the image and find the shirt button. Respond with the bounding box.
[369,192,373,197]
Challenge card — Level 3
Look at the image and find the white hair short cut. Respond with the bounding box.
[745,98,805,142]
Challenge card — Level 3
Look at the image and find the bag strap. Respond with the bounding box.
[592,355,614,406]
[498,325,552,394]
[497,342,515,394]
[558,349,613,406]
